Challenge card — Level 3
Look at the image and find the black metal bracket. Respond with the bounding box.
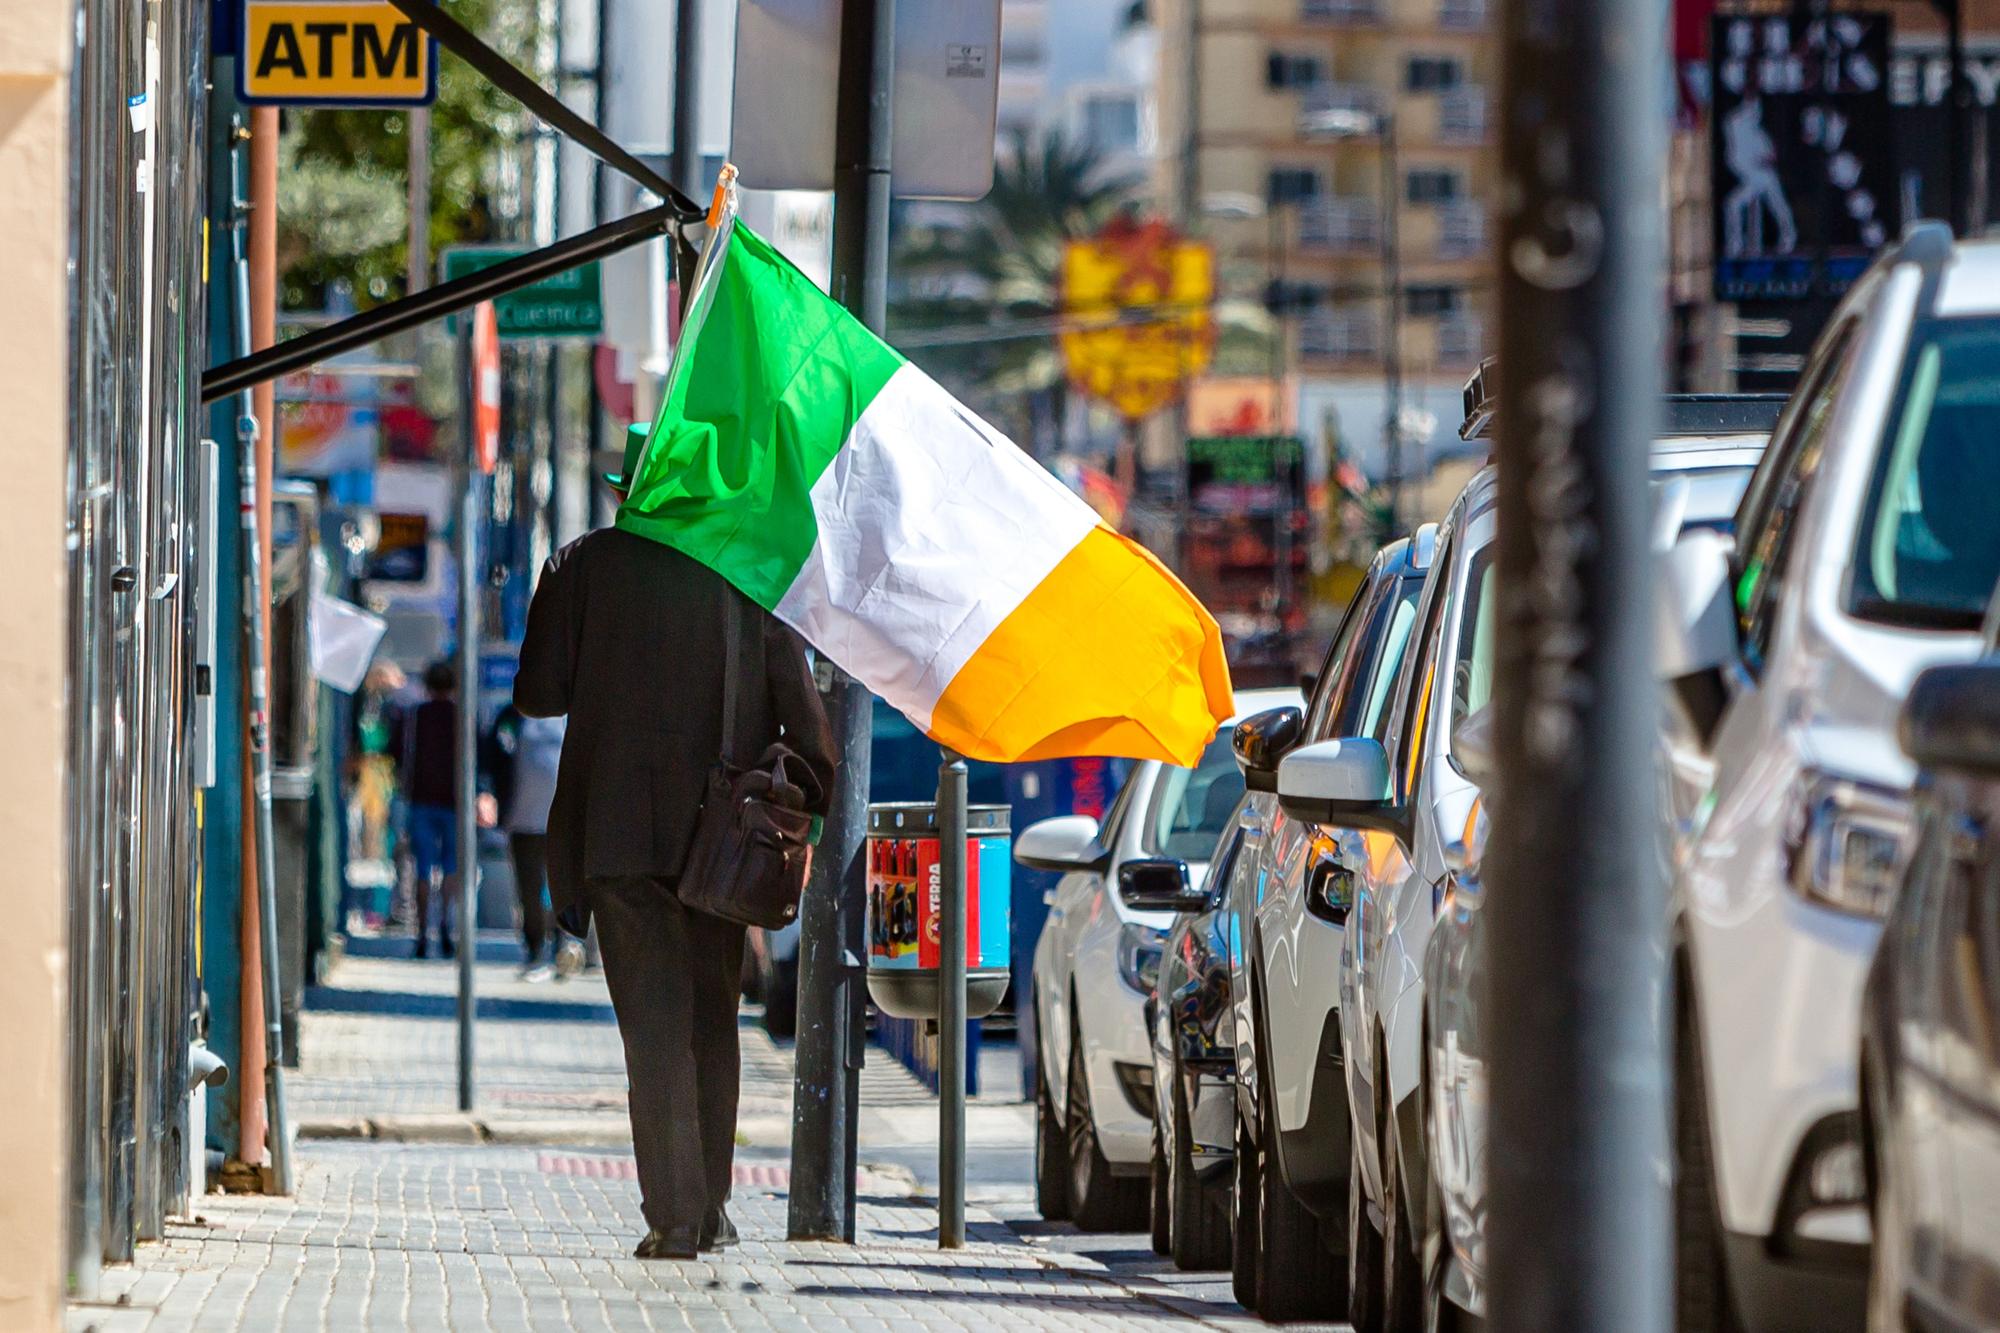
[201,0,709,401]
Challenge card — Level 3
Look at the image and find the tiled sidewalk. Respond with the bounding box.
[68,932,1277,1330]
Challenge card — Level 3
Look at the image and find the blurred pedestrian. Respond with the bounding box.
[515,449,835,1261]
[396,659,461,959]
[485,701,570,982]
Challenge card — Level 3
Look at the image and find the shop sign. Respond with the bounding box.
[238,0,438,107]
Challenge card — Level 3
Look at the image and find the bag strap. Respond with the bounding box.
[719,584,745,766]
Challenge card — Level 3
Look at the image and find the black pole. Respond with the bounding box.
[1944,0,1967,234]
[788,0,893,1245]
[201,205,679,402]
[672,0,702,201]
[936,752,968,1249]
[1485,0,1666,1328]
[1379,112,1402,544]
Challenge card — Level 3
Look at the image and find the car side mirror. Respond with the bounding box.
[1117,858,1208,913]
[1902,661,2000,776]
[1014,814,1106,873]
[1233,705,1305,793]
[1275,738,1400,835]
[1655,529,1739,744]
[1451,704,1496,786]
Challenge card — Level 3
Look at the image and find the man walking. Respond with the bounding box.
[397,660,462,959]
[514,468,835,1260]
[483,702,570,981]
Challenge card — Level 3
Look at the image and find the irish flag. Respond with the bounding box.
[615,215,1233,766]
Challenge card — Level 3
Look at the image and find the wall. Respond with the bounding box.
[0,0,73,1324]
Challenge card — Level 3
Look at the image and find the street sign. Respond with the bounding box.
[439,245,604,339]
[1059,219,1215,421]
[237,0,438,107]
[470,302,500,474]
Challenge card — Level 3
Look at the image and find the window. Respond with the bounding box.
[1301,578,1377,742]
[1405,55,1463,91]
[1206,826,1249,907]
[1081,94,1140,152]
[1450,545,1496,746]
[1267,52,1325,89]
[1405,285,1463,317]
[1269,167,1324,204]
[1849,316,2000,630]
[1734,320,1858,666]
[1355,584,1424,742]
[1383,532,1456,795]
[1099,760,1143,843]
[1406,169,1461,204]
[1147,734,1247,860]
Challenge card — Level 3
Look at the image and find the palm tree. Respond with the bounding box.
[888,126,1142,449]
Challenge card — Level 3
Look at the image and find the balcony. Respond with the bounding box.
[1433,201,1486,260]
[1437,0,1488,30]
[1299,307,1382,362]
[1434,87,1487,145]
[1301,0,1384,25]
[1435,313,1485,366]
[1296,198,1381,254]
[1299,82,1384,136]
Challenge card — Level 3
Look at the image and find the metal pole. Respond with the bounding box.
[671,0,702,200]
[789,0,893,1244]
[230,148,293,1196]
[408,106,431,294]
[1379,112,1402,543]
[1269,202,1292,621]
[936,751,968,1249]
[457,320,481,1113]
[1485,0,1665,1322]
[1945,0,1967,234]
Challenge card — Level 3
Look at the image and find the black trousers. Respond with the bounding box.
[508,833,550,961]
[587,875,745,1234]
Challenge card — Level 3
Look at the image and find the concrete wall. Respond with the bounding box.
[0,0,72,1327]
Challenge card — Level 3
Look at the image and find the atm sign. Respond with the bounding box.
[238,1,438,107]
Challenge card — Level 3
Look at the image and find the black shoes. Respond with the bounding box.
[699,1206,738,1253]
[634,1226,700,1260]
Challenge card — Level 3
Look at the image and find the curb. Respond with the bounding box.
[299,1113,633,1147]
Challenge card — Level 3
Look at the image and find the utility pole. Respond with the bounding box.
[1483,0,1666,1329]
[408,107,431,295]
[1378,112,1402,543]
[789,0,893,1245]
[671,0,702,201]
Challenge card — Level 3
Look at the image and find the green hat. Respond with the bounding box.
[604,422,648,489]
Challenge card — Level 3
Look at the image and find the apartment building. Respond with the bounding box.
[1155,0,1495,480]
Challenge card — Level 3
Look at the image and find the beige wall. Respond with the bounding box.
[0,0,71,1328]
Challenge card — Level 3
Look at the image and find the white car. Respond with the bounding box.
[1414,416,1768,1330]
[1017,688,1300,1230]
[1660,223,2000,1332]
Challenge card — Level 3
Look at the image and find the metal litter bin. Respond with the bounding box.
[865,801,1011,1020]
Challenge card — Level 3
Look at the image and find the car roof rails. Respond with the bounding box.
[1458,357,1784,440]
[1897,219,1954,269]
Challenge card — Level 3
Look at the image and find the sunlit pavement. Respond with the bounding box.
[68,929,1337,1330]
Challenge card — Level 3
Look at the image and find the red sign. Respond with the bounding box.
[471,301,501,473]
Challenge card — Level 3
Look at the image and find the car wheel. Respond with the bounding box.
[1065,1012,1149,1231]
[1381,1087,1423,1332]
[1034,1014,1072,1222]
[1150,1114,1172,1256]
[761,956,797,1041]
[1231,1096,1261,1310]
[1349,1113,1387,1332]
[1254,1065,1342,1321]
[1675,1003,1744,1333]
[1169,1056,1231,1271]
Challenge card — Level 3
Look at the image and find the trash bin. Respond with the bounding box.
[865,801,1011,1021]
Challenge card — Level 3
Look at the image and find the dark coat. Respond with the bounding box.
[513,527,838,916]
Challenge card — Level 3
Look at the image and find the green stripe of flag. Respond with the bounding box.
[614,220,906,610]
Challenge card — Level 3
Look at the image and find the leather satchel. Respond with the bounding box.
[676,589,822,930]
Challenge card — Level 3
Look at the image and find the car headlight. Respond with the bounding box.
[1117,922,1167,995]
[1784,775,1909,920]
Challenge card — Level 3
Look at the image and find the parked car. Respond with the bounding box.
[1861,607,2000,1331]
[1658,222,2000,1332]
[1221,533,1437,1319]
[1017,687,1301,1231]
[1137,794,1259,1270]
[1323,399,1766,1332]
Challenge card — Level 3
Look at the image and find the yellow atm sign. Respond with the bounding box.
[238,1,438,107]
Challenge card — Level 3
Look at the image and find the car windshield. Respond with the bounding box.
[1149,733,1244,860]
[1850,317,2000,629]
[1450,544,1497,745]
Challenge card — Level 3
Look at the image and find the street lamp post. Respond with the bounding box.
[1301,103,1401,543]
